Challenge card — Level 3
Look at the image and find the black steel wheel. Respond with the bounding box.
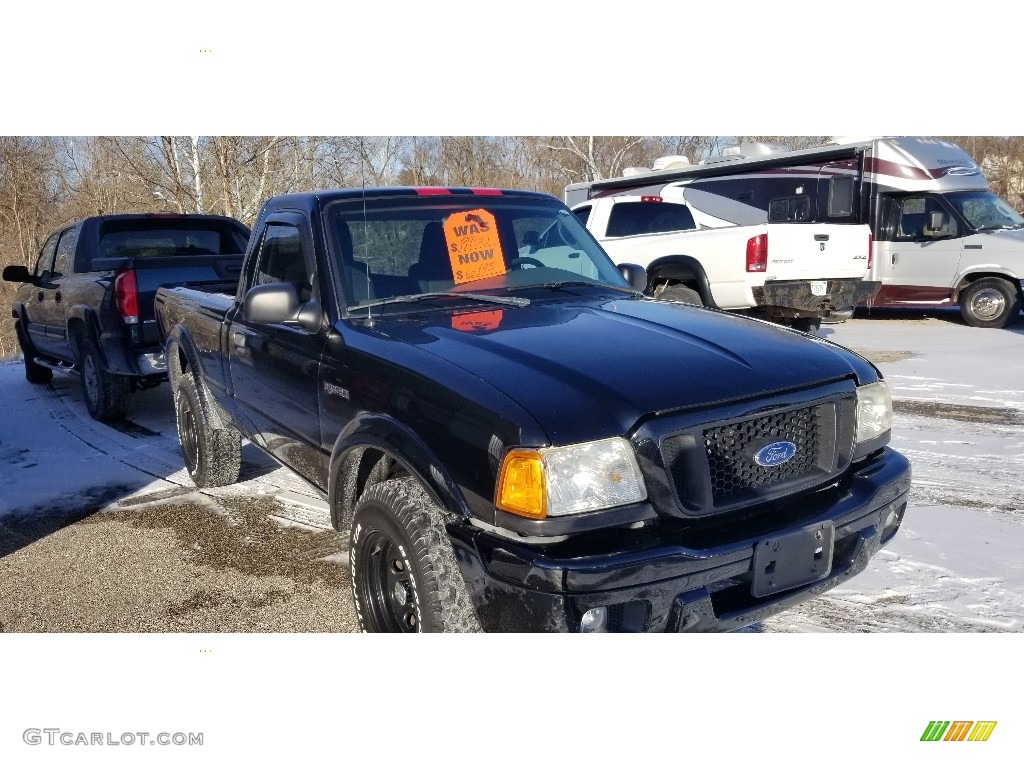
[349,476,480,633]
[173,375,241,488]
[959,277,1022,328]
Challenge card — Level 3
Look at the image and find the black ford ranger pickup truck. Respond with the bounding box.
[154,187,911,633]
[4,213,250,421]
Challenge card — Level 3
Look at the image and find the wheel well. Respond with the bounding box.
[333,447,412,535]
[954,273,1022,301]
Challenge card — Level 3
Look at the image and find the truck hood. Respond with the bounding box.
[374,297,877,445]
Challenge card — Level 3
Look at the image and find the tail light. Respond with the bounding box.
[867,232,873,270]
[746,234,768,272]
[114,269,139,324]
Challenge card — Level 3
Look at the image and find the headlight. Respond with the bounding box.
[855,380,893,444]
[497,437,647,519]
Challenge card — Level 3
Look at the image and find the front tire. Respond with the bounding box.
[174,375,242,487]
[79,334,128,421]
[959,277,1022,328]
[350,476,480,633]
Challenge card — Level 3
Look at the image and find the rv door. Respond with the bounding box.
[873,194,963,304]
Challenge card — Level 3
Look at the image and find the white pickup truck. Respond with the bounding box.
[569,184,879,332]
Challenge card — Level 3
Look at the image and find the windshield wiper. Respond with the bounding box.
[356,291,530,311]
[975,223,1018,232]
[534,280,643,298]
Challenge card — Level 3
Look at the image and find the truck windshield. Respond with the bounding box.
[943,191,1024,232]
[326,195,632,311]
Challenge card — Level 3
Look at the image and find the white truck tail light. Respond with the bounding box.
[867,232,873,270]
[746,234,768,272]
[114,269,139,324]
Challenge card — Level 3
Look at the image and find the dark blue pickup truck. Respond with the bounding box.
[155,187,911,632]
[4,213,250,420]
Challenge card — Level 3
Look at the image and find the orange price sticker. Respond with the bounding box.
[444,209,506,285]
[451,309,503,332]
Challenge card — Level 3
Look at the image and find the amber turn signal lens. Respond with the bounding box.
[496,450,546,519]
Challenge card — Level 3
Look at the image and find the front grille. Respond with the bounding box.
[704,405,821,503]
[657,388,856,517]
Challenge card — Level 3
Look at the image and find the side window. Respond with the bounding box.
[768,195,811,222]
[35,233,59,277]
[254,224,312,302]
[895,197,957,240]
[572,206,592,227]
[52,227,79,277]
[828,176,854,217]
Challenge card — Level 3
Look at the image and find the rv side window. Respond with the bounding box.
[768,195,811,222]
[606,202,696,237]
[828,177,854,217]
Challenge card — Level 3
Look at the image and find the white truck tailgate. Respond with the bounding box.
[766,223,871,281]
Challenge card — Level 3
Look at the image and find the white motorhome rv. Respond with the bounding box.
[566,137,1024,328]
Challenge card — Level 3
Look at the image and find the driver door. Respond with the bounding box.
[876,195,963,303]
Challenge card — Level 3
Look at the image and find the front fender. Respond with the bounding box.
[328,413,472,535]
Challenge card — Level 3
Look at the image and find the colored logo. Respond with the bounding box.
[921,721,997,742]
[753,441,797,467]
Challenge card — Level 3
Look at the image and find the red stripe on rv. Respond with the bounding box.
[471,188,502,195]
[415,188,452,195]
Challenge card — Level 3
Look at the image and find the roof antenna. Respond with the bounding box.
[360,138,373,328]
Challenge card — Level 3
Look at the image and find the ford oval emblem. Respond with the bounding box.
[754,441,797,467]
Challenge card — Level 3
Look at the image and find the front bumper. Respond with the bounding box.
[752,279,881,317]
[449,447,911,632]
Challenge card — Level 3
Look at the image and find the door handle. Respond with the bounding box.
[891,254,898,266]
[55,291,62,303]
[38,291,44,302]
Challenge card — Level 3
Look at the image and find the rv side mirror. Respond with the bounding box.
[243,282,300,325]
[928,211,946,234]
[2,265,34,284]
[618,263,648,292]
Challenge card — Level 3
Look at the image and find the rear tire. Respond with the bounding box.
[959,277,1021,328]
[79,334,128,421]
[174,375,242,487]
[350,476,480,633]
[15,322,52,384]
[657,283,704,306]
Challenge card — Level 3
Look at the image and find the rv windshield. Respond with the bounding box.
[944,191,1024,232]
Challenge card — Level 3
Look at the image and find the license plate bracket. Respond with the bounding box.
[810,280,828,296]
[751,521,835,598]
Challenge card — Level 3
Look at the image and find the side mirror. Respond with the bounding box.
[3,265,34,284]
[618,263,648,292]
[243,282,300,325]
[928,211,946,232]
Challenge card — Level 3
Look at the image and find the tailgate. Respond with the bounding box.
[766,223,871,280]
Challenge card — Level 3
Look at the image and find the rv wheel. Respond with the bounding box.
[959,278,1022,329]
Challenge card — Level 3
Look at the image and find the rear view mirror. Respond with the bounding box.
[618,263,648,292]
[3,265,34,284]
